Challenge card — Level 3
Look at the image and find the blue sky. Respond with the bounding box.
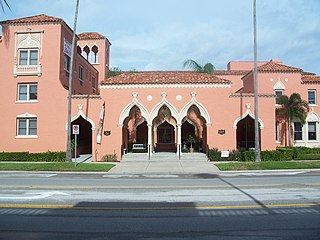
[1,0,320,74]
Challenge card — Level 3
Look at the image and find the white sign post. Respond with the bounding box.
[72,125,80,166]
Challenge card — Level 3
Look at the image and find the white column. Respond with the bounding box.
[148,124,153,156]
[177,124,182,155]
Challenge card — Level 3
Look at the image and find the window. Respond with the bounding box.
[308,90,316,105]
[17,83,38,101]
[92,77,96,89]
[276,121,279,142]
[19,49,38,66]
[64,54,71,72]
[79,65,83,81]
[308,122,317,140]
[17,118,37,136]
[275,90,283,104]
[294,122,303,141]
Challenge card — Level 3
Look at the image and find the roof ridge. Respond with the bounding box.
[0,14,63,24]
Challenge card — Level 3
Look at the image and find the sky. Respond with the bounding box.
[1,0,320,74]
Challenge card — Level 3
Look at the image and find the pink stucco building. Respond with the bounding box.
[1,14,320,161]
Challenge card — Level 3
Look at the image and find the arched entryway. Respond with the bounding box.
[181,105,207,153]
[71,116,92,155]
[153,105,177,152]
[122,105,148,153]
[236,115,261,151]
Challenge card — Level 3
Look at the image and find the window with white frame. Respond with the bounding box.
[308,122,317,140]
[79,65,83,81]
[308,90,316,105]
[17,83,38,101]
[17,118,37,136]
[294,122,303,141]
[275,90,283,105]
[19,49,38,66]
[64,54,71,72]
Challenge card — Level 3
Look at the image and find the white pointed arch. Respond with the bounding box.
[149,93,180,123]
[118,97,150,127]
[180,92,211,126]
[66,104,96,130]
[307,110,320,122]
[273,80,285,90]
[233,107,264,129]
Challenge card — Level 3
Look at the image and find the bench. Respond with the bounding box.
[132,144,146,152]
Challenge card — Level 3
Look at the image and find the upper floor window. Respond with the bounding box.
[19,49,38,66]
[64,54,71,72]
[308,122,317,140]
[17,83,38,101]
[275,90,283,105]
[308,90,316,105]
[294,122,303,141]
[79,65,83,81]
[92,77,96,89]
[17,118,37,136]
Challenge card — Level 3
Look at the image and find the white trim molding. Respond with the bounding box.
[232,104,264,129]
[66,104,96,130]
[149,93,180,123]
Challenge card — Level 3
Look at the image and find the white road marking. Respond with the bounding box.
[0,191,69,200]
[219,171,306,177]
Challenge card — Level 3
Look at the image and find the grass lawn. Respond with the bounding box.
[0,162,115,172]
[216,161,320,171]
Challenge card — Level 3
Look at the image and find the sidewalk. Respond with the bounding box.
[108,160,220,174]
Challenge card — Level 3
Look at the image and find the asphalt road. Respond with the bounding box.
[0,170,319,239]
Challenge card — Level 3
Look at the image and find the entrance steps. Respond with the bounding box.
[121,152,208,162]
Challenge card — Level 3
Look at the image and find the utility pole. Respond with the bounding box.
[66,0,80,161]
[253,0,261,162]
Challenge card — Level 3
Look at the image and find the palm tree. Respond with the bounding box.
[276,93,309,147]
[183,59,215,74]
[0,0,11,13]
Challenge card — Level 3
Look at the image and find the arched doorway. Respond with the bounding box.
[181,105,207,153]
[236,115,261,151]
[122,106,148,153]
[71,116,92,155]
[153,105,177,152]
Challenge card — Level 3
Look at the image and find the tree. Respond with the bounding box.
[276,93,309,147]
[183,59,215,74]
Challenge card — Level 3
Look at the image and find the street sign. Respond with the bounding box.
[221,150,230,158]
[73,125,80,135]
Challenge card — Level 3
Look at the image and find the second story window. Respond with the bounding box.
[79,65,83,82]
[64,54,71,72]
[19,49,38,66]
[308,90,316,105]
[17,83,38,101]
[275,90,283,105]
[92,76,96,89]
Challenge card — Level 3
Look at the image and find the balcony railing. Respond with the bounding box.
[14,64,42,77]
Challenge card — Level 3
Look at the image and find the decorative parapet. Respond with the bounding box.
[71,94,101,99]
[229,93,276,98]
[14,64,42,77]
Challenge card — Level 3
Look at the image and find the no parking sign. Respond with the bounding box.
[73,125,80,135]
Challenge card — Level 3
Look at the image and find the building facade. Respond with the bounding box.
[1,14,320,161]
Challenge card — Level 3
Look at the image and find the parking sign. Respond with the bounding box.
[72,125,80,135]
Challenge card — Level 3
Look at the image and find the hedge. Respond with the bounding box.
[0,152,66,162]
[295,154,320,160]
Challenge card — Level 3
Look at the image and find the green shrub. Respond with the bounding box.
[275,148,293,161]
[0,151,66,162]
[208,148,221,161]
[242,151,255,161]
[228,150,242,161]
[102,153,118,162]
[295,154,320,160]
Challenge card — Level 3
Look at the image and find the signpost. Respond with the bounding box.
[72,125,79,167]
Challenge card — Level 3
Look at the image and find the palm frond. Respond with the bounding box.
[203,62,215,73]
[183,59,203,72]
[0,0,11,13]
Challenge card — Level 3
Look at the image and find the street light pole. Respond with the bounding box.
[66,0,80,161]
[253,0,261,162]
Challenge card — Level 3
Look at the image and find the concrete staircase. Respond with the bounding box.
[121,152,208,162]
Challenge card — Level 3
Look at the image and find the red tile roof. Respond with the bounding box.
[257,61,302,72]
[214,70,250,75]
[78,32,106,40]
[0,14,63,25]
[301,76,320,84]
[102,71,231,85]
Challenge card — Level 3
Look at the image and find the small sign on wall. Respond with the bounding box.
[218,129,225,135]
